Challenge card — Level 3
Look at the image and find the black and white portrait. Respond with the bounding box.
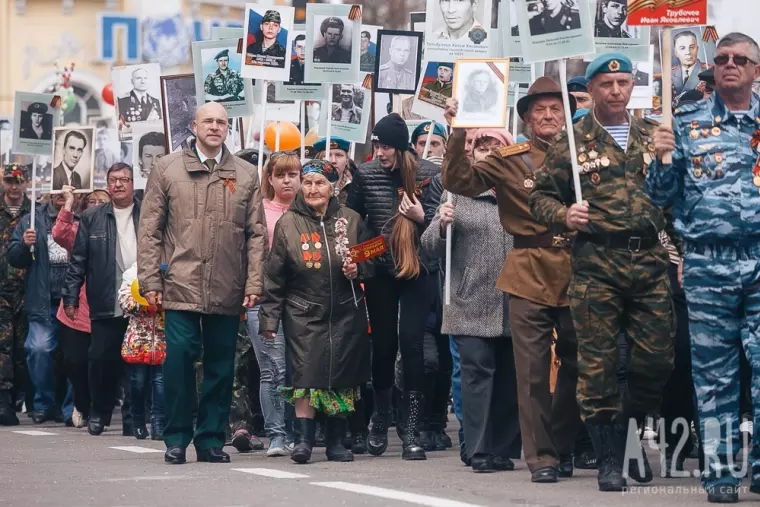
[161,73,197,153]
[528,0,581,37]
[375,30,423,95]
[452,59,508,128]
[594,0,629,38]
[131,124,167,190]
[94,127,119,189]
[430,0,487,41]
[112,63,163,141]
[51,126,95,193]
[12,92,59,157]
[331,84,364,125]
[313,16,353,65]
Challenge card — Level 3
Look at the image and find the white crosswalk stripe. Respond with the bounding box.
[12,430,58,436]
[312,482,488,507]
[232,468,310,479]
[109,446,164,453]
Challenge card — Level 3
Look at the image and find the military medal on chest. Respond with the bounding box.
[752,128,760,193]
[300,232,323,269]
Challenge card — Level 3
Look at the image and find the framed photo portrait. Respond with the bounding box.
[452,58,509,128]
[411,60,455,124]
[375,30,424,95]
[51,126,95,193]
[192,39,253,118]
[276,29,327,101]
[304,3,361,84]
[661,26,715,99]
[424,0,493,61]
[514,0,595,63]
[318,82,372,143]
[131,123,167,190]
[112,63,164,141]
[160,73,197,153]
[241,3,296,82]
[590,0,650,61]
[12,92,60,157]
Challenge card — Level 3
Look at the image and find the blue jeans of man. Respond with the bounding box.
[25,305,72,418]
[247,306,289,439]
[683,241,760,489]
[129,364,165,434]
[449,337,464,447]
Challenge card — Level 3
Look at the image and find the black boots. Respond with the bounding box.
[326,417,354,462]
[292,418,317,464]
[0,392,19,426]
[586,423,627,492]
[401,391,426,461]
[367,388,392,456]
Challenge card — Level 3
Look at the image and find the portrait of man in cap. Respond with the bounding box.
[246,9,287,69]
[594,0,630,38]
[360,31,376,73]
[313,16,352,64]
[116,66,163,124]
[204,48,245,102]
[420,62,454,107]
[528,0,581,37]
[19,102,53,141]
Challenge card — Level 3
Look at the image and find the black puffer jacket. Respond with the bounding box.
[347,155,442,276]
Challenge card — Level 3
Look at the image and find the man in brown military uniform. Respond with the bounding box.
[441,77,580,484]
[529,53,675,493]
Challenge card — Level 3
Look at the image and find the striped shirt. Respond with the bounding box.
[603,124,630,152]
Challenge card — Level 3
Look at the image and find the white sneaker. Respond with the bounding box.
[266,436,289,457]
[71,409,87,428]
[740,421,754,435]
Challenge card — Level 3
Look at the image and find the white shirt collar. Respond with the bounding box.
[62,163,74,182]
[196,145,222,166]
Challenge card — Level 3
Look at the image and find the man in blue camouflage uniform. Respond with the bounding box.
[648,32,760,504]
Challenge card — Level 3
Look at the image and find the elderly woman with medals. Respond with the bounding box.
[258,159,373,465]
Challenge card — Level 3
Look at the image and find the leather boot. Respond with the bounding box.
[401,391,426,461]
[0,392,19,426]
[586,423,627,492]
[326,417,354,462]
[291,418,316,464]
[367,388,392,456]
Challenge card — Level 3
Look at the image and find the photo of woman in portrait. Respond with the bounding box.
[461,69,498,114]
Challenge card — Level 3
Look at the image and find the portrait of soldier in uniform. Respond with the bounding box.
[19,102,53,141]
[671,29,709,96]
[378,36,418,93]
[288,34,307,85]
[116,67,162,124]
[360,31,376,73]
[420,62,454,107]
[204,49,245,103]
[246,10,287,68]
[331,85,362,124]
[313,17,352,64]
[528,0,581,36]
[594,0,630,38]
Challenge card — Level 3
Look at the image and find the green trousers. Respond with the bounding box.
[164,310,238,450]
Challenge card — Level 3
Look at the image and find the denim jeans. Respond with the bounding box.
[449,337,464,446]
[25,306,73,418]
[247,305,289,439]
[129,364,165,433]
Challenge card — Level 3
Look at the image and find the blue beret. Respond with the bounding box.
[585,52,633,81]
[567,76,588,93]
[573,108,590,123]
[313,136,350,154]
[214,49,230,60]
[411,121,448,145]
[516,134,529,143]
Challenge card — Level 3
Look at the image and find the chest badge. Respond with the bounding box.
[524,178,535,189]
[590,173,601,185]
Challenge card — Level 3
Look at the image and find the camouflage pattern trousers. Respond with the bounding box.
[682,241,760,488]
[567,241,674,424]
[0,296,28,395]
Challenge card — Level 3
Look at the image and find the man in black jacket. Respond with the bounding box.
[63,162,140,436]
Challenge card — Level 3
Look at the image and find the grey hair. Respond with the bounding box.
[717,32,760,62]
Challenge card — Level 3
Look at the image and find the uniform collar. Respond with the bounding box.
[710,91,760,125]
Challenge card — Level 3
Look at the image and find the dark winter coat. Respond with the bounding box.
[258,192,373,390]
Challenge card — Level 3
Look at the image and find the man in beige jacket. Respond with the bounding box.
[138,102,267,465]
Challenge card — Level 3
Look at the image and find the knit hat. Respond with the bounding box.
[371,113,409,152]
[473,128,514,148]
[301,159,339,184]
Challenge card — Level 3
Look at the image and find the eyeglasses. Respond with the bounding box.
[107,177,132,185]
[87,199,109,206]
[713,54,757,67]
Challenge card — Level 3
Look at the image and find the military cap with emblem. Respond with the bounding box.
[517,76,577,121]
[3,163,28,183]
[411,121,448,146]
[262,10,281,24]
[214,49,230,61]
[438,62,454,70]
[313,136,351,154]
[567,76,588,93]
[27,102,49,115]
[585,52,633,81]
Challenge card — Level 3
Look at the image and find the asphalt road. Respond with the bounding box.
[0,415,748,507]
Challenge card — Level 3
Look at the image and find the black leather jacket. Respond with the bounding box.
[63,200,140,320]
[347,156,442,276]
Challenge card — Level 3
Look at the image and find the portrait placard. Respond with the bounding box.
[628,45,656,109]
[660,26,715,100]
[451,58,509,128]
[627,0,707,26]
[241,3,296,82]
[112,63,164,141]
[210,26,243,40]
[304,3,361,84]
[360,24,382,75]
[500,0,523,57]
[375,30,424,95]
[51,126,95,194]
[93,127,121,189]
[591,0,651,61]
[192,39,253,118]
[253,80,300,122]
[131,123,167,191]
[411,60,455,124]
[409,12,427,61]
[275,29,327,101]
[424,0,493,62]
[161,73,197,153]
[514,0,595,64]
[318,82,372,143]
[12,92,60,157]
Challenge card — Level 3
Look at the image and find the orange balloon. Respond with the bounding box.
[101,83,114,106]
[304,127,320,147]
[264,121,302,151]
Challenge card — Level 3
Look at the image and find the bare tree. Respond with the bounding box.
[354,0,427,29]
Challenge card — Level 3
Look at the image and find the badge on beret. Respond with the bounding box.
[424,124,431,133]
[608,60,621,72]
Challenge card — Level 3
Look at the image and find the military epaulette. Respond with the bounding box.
[498,142,531,158]
[641,116,660,126]
[673,101,701,117]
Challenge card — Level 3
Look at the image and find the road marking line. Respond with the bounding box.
[101,475,194,482]
[232,468,310,479]
[312,482,487,507]
[12,430,58,436]
[109,446,164,453]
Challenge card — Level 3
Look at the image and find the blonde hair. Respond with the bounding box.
[261,151,301,201]
[390,150,421,279]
